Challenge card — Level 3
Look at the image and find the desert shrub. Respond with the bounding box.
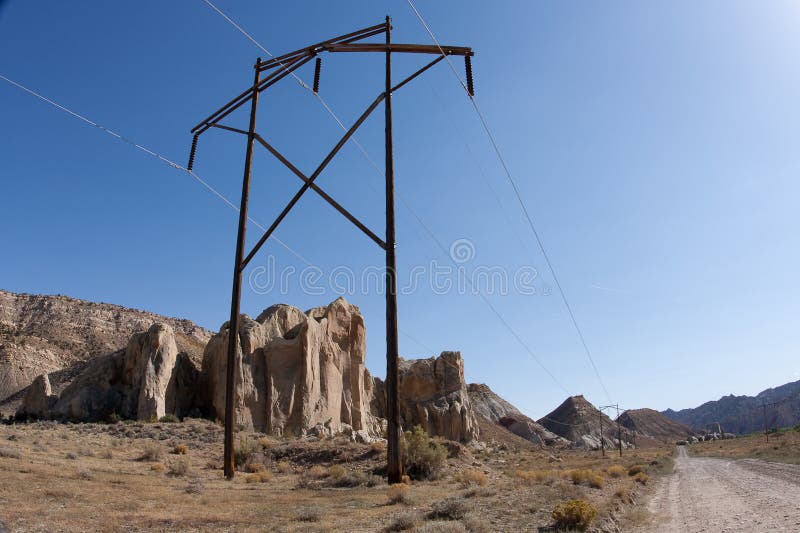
[462,515,491,532]
[0,448,21,459]
[418,522,467,533]
[78,447,95,457]
[386,511,419,531]
[793,423,800,432]
[627,464,645,476]
[245,460,265,473]
[185,480,204,494]
[586,472,604,489]
[606,465,626,478]
[428,498,468,521]
[370,440,387,453]
[453,469,488,487]
[330,469,369,487]
[258,436,275,450]
[295,506,322,522]
[245,471,272,483]
[76,468,93,481]
[569,469,588,485]
[139,443,163,462]
[101,449,113,460]
[167,457,191,477]
[387,483,409,504]
[65,451,78,460]
[551,499,597,531]
[614,484,633,504]
[159,414,179,423]
[307,465,328,479]
[172,444,188,455]
[328,464,347,480]
[276,460,292,474]
[633,472,649,484]
[403,426,448,480]
[150,463,166,472]
[234,436,260,468]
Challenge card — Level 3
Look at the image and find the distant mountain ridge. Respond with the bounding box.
[618,408,695,442]
[663,380,800,435]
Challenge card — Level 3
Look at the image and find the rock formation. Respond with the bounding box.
[538,395,631,450]
[468,383,566,446]
[17,323,195,421]
[202,298,381,439]
[373,352,479,442]
[0,289,211,404]
[618,408,695,442]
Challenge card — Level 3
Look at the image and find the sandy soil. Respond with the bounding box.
[635,446,800,532]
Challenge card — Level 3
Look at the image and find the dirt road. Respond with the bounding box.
[636,446,800,532]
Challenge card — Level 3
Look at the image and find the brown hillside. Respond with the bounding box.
[0,289,211,406]
[538,395,631,449]
[618,408,695,442]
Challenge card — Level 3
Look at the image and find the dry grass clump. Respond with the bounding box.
[633,472,649,485]
[627,464,645,476]
[234,436,260,468]
[75,468,94,481]
[258,436,275,450]
[567,469,604,488]
[385,511,419,531]
[403,426,448,480]
[245,471,272,483]
[427,498,468,521]
[514,469,559,485]
[139,443,163,462]
[245,460,266,473]
[453,469,488,487]
[551,499,597,531]
[606,465,626,478]
[0,447,21,459]
[295,506,322,522]
[387,483,409,504]
[150,463,166,472]
[167,457,190,477]
[172,444,188,455]
[614,484,633,504]
[307,465,328,479]
[276,460,292,474]
[370,440,387,453]
[65,451,78,460]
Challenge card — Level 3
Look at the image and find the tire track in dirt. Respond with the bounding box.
[634,446,800,532]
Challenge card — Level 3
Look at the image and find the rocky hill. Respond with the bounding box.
[0,289,211,404]
[467,383,567,446]
[538,395,631,449]
[618,408,695,442]
[663,380,800,434]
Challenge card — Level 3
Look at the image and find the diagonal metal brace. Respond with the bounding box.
[254,134,386,250]
[240,91,386,269]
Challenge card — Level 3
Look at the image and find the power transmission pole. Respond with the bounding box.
[186,19,474,482]
[616,404,622,457]
[599,409,605,457]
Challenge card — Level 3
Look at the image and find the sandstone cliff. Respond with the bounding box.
[202,298,381,439]
[372,352,479,443]
[0,289,211,403]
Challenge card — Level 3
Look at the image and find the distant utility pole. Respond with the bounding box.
[187,18,474,483]
[599,410,605,456]
[616,404,622,457]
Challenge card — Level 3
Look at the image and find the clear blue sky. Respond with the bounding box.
[1,1,798,418]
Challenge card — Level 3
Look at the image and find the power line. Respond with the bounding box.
[404,0,613,404]
[0,73,313,268]
[199,4,572,396]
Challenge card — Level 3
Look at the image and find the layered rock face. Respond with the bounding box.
[0,289,211,403]
[17,323,198,421]
[468,383,566,446]
[373,352,479,442]
[202,298,380,438]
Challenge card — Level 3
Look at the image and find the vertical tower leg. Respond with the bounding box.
[224,58,262,480]
[384,16,403,485]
